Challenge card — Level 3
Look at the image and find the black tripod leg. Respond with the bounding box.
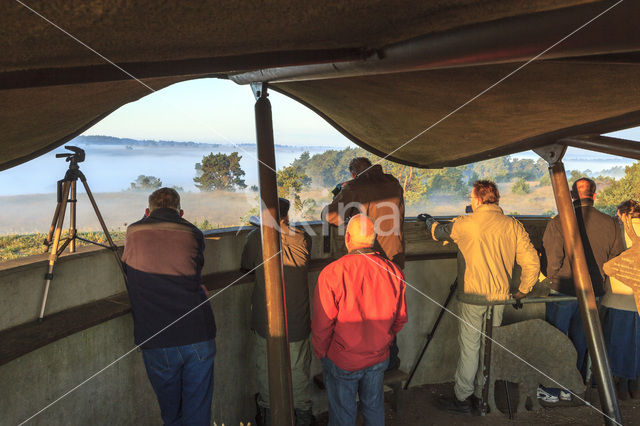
[505,380,513,419]
[44,180,64,251]
[69,180,77,252]
[39,180,71,322]
[80,177,127,281]
[404,279,458,389]
[480,306,494,416]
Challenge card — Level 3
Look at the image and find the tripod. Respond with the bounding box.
[40,145,126,322]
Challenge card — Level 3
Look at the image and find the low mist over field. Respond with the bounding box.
[2,135,638,262]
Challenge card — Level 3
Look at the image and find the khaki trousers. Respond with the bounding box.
[453,302,504,401]
[252,331,312,410]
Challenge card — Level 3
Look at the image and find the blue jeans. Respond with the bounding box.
[142,339,216,426]
[322,357,388,426]
[546,301,588,375]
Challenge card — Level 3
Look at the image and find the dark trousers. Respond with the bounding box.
[546,301,588,375]
[142,339,216,426]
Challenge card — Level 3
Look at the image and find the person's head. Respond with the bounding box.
[617,199,640,221]
[278,197,290,221]
[348,157,372,178]
[570,177,596,202]
[470,180,500,211]
[146,187,183,217]
[345,214,376,252]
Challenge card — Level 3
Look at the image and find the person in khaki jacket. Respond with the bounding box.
[419,180,540,415]
[241,198,314,426]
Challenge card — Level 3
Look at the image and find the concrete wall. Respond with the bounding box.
[0,218,549,425]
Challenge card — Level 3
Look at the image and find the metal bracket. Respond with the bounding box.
[250,82,268,100]
[533,143,567,165]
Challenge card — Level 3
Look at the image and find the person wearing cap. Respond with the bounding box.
[241,198,313,426]
[312,214,407,426]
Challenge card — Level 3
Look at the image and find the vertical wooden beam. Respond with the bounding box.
[536,145,621,425]
[254,85,294,425]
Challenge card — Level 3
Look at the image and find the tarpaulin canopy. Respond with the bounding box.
[2,0,640,170]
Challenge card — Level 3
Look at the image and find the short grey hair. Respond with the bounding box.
[148,187,181,212]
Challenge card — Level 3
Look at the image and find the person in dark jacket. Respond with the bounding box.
[122,188,216,426]
[323,157,405,371]
[324,157,405,268]
[241,198,313,426]
[538,177,624,403]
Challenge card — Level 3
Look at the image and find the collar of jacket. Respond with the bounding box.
[348,247,377,256]
[573,198,595,208]
[475,203,503,214]
[357,164,384,179]
[149,207,182,221]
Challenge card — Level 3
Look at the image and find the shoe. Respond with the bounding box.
[559,390,572,401]
[616,378,630,401]
[470,394,481,411]
[629,378,639,399]
[437,396,472,416]
[537,386,559,403]
[294,408,315,426]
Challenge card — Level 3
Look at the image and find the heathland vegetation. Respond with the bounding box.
[2,145,638,261]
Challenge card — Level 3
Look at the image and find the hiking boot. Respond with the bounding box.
[616,378,630,401]
[537,386,559,403]
[629,378,639,399]
[437,396,472,416]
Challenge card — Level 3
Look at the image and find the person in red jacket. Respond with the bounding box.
[312,214,407,426]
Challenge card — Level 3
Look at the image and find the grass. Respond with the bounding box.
[0,230,125,261]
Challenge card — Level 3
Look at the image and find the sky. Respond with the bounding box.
[82,78,351,147]
[82,76,640,149]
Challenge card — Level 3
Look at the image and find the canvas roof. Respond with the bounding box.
[2,0,640,170]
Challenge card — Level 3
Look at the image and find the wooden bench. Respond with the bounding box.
[313,369,409,411]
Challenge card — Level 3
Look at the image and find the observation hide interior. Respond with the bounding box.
[2,0,640,169]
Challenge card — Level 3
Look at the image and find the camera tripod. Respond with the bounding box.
[39,145,126,322]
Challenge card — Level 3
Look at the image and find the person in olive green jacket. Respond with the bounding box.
[419,180,540,415]
[241,198,313,426]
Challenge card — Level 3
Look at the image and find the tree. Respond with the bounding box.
[596,162,640,209]
[567,170,584,187]
[194,152,247,191]
[511,177,531,194]
[129,175,162,191]
[424,167,468,198]
[277,164,311,197]
[277,164,312,216]
[539,173,551,186]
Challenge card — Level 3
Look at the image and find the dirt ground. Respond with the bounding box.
[315,382,640,425]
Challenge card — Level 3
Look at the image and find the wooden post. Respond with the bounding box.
[254,85,294,425]
[536,145,621,425]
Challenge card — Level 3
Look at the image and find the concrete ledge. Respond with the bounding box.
[0,253,456,367]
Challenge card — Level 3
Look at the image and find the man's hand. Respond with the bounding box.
[512,291,527,300]
[417,213,433,223]
[201,285,210,298]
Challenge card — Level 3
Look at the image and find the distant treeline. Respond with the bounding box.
[73,135,329,150]
[74,135,221,148]
[288,146,639,211]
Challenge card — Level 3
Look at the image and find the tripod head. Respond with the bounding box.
[56,146,85,168]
